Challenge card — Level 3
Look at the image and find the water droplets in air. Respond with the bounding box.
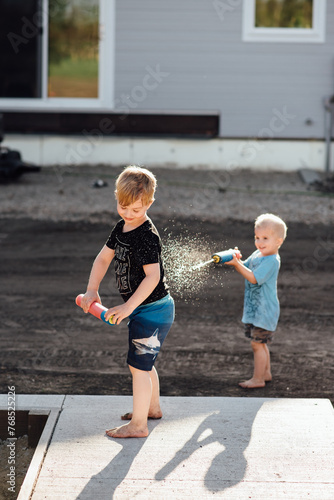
[162,232,214,298]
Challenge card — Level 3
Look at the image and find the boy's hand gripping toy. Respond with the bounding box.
[212,248,241,264]
[75,294,115,325]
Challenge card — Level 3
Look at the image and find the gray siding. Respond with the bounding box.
[114,0,334,139]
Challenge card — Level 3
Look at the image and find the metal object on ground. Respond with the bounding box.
[324,95,334,173]
[0,113,41,182]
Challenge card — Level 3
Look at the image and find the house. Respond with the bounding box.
[0,0,333,170]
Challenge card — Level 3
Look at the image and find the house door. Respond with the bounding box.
[0,0,43,97]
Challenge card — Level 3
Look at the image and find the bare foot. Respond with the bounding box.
[121,410,162,421]
[239,378,266,389]
[106,422,149,438]
[264,373,272,382]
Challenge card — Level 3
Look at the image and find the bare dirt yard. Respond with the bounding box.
[0,165,333,406]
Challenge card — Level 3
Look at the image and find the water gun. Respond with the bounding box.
[75,294,115,325]
[211,248,241,264]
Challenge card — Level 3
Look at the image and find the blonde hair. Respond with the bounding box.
[255,213,287,240]
[115,165,156,206]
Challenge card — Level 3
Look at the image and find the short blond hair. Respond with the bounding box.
[255,213,287,240]
[115,165,156,206]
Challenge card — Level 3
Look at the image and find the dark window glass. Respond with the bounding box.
[0,0,42,97]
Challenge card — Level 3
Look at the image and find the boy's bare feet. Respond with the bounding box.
[106,422,149,438]
[121,410,162,421]
[239,378,266,389]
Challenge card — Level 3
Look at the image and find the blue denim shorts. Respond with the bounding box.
[127,294,175,371]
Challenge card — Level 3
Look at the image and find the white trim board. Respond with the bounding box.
[3,135,330,172]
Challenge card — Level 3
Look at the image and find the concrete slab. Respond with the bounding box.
[26,396,333,500]
[0,394,65,410]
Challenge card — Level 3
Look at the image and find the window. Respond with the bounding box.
[243,0,326,43]
[48,0,99,98]
[0,0,115,108]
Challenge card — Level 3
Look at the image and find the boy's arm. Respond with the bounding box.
[226,253,257,285]
[81,245,115,313]
[105,263,160,325]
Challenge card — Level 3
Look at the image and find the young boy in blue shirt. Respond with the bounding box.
[226,213,287,389]
[80,166,174,438]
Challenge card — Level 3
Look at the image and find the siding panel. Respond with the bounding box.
[115,1,334,139]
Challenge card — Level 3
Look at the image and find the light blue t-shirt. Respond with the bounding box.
[242,250,281,331]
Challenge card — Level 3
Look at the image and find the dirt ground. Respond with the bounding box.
[0,165,333,406]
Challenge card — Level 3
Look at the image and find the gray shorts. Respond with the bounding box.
[244,323,275,344]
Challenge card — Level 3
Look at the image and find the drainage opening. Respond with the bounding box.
[0,409,48,499]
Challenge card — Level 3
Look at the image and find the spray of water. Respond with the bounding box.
[162,232,215,298]
[191,259,214,271]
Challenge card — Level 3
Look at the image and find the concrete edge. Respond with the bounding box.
[17,408,62,500]
[0,395,66,500]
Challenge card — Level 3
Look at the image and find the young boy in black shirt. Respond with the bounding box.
[80,166,174,438]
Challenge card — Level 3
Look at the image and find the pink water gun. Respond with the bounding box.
[75,294,115,325]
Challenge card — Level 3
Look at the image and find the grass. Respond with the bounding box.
[48,58,98,97]
[49,58,98,78]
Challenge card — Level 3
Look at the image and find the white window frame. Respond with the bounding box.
[243,0,326,43]
[0,0,115,111]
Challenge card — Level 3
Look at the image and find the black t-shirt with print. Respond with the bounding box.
[105,218,169,305]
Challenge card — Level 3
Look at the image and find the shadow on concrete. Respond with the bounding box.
[155,399,264,493]
[76,420,161,499]
[76,399,264,498]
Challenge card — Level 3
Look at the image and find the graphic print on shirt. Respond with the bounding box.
[244,255,263,317]
[244,286,262,316]
[114,239,132,294]
[132,329,161,358]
